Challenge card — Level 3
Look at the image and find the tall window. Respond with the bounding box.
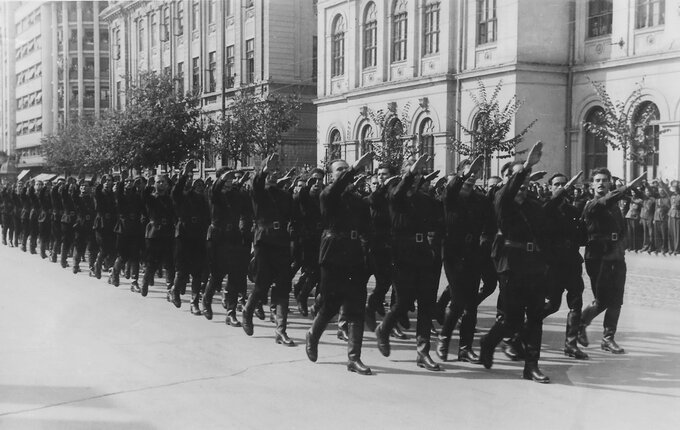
[477,0,497,45]
[419,118,435,172]
[392,0,408,62]
[633,102,660,178]
[226,0,234,16]
[588,0,612,37]
[312,36,318,81]
[162,7,170,41]
[331,15,345,77]
[177,1,184,36]
[192,0,199,31]
[151,13,158,47]
[363,3,377,69]
[246,39,255,83]
[208,51,216,92]
[329,129,342,160]
[423,1,440,55]
[636,0,665,29]
[360,124,374,172]
[138,19,145,52]
[584,107,608,179]
[116,81,122,110]
[177,62,184,94]
[225,45,235,88]
[192,57,200,92]
[209,0,216,23]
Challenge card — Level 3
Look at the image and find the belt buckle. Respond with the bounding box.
[272,221,281,230]
[611,233,618,241]
[526,242,535,252]
[350,230,358,240]
[415,233,424,243]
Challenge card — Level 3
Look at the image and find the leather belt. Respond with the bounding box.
[504,239,540,252]
[589,233,619,242]
[397,232,431,243]
[327,229,359,240]
[258,221,282,230]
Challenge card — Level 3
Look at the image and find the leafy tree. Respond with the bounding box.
[366,104,417,173]
[452,79,537,183]
[251,92,302,160]
[583,78,665,181]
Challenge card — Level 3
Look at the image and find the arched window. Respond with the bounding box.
[471,113,492,179]
[329,129,342,160]
[633,101,660,178]
[363,3,377,69]
[331,15,345,77]
[360,124,374,171]
[419,118,435,172]
[392,0,408,62]
[584,106,608,178]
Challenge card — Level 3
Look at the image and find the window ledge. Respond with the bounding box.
[585,34,611,43]
[635,25,664,35]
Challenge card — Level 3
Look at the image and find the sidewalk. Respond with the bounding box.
[0,245,679,429]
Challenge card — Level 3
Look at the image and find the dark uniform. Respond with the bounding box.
[437,173,495,362]
[293,184,323,316]
[93,182,117,279]
[170,175,210,313]
[11,185,23,248]
[203,175,253,325]
[376,171,444,371]
[480,166,552,382]
[110,179,144,289]
[542,186,588,359]
[1,185,15,246]
[50,182,65,263]
[242,170,296,345]
[37,185,52,259]
[19,185,30,252]
[73,186,96,273]
[305,166,372,374]
[140,184,175,297]
[579,184,629,353]
[27,185,40,254]
[59,182,78,269]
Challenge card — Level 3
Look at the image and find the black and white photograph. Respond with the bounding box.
[0,0,679,428]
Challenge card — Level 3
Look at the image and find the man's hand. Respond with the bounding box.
[524,141,543,170]
[465,155,485,177]
[628,171,647,189]
[424,170,440,183]
[529,171,547,182]
[353,151,374,171]
[409,154,429,175]
[238,171,251,185]
[565,171,583,190]
[353,174,367,188]
[220,170,238,182]
[384,175,400,188]
[263,153,280,173]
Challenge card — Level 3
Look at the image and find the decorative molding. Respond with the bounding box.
[419,97,429,111]
[387,102,397,113]
[359,106,368,117]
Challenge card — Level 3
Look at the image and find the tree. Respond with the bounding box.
[452,80,537,183]
[366,103,417,173]
[209,91,301,167]
[583,78,665,181]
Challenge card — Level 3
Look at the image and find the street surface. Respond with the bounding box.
[1,245,679,429]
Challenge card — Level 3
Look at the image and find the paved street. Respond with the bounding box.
[1,245,679,430]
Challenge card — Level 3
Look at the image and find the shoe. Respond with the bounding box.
[221,293,228,310]
[458,347,481,364]
[305,331,318,362]
[254,304,265,321]
[416,352,442,371]
[375,324,391,357]
[131,281,141,293]
[436,336,450,361]
[141,282,149,297]
[479,335,494,369]
[601,337,625,354]
[242,310,254,336]
[337,326,349,341]
[523,363,550,383]
[202,296,213,320]
[365,307,377,332]
[390,326,408,340]
[564,343,589,360]
[190,303,202,315]
[226,313,242,327]
[347,358,372,375]
[275,329,295,346]
[397,313,411,330]
[577,325,589,347]
[72,265,80,274]
[297,298,309,317]
[502,339,525,361]
[269,307,276,324]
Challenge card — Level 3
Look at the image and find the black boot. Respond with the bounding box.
[364,305,377,332]
[170,286,181,308]
[337,320,349,341]
[305,330,318,362]
[458,346,481,363]
[565,310,588,359]
[202,282,216,320]
[523,361,550,383]
[254,302,265,320]
[296,295,309,317]
[94,252,103,279]
[226,311,241,327]
[274,304,295,346]
[110,257,122,287]
[375,323,391,357]
[347,321,371,375]
[502,336,525,361]
[416,336,441,371]
[190,294,201,315]
[436,335,450,361]
[601,328,625,354]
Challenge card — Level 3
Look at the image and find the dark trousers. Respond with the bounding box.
[309,263,369,360]
[366,241,392,311]
[483,272,546,363]
[20,218,29,250]
[626,219,641,250]
[113,233,141,282]
[74,227,97,269]
[28,218,39,253]
[12,215,21,247]
[174,235,207,298]
[38,221,51,257]
[670,217,680,253]
[143,236,175,288]
[477,256,499,305]
[440,260,482,349]
[50,219,62,261]
[583,258,626,337]
[245,244,292,310]
[1,214,13,245]
[60,223,74,267]
[95,229,116,274]
[654,220,668,253]
[382,261,440,351]
[543,262,584,317]
[206,240,250,313]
